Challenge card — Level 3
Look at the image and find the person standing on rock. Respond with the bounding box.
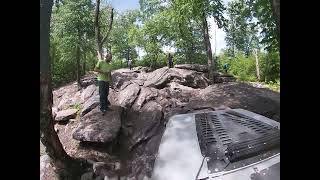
[128,58,132,70]
[168,53,173,68]
[94,53,113,114]
[223,63,229,74]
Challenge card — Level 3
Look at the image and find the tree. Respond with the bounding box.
[111,10,139,62]
[94,0,114,60]
[40,0,88,178]
[270,0,280,43]
[51,0,94,89]
[254,48,261,81]
[225,0,260,57]
[169,0,226,82]
[246,0,279,52]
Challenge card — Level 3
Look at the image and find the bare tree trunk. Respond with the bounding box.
[40,0,88,178]
[202,13,214,82]
[254,49,261,81]
[83,53,86,75]
[76,26,82,89]
[95,0,114,60]
[76,45,81,89]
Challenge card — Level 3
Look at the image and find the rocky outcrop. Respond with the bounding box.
[81,95,100,116]
[174,64,208,72]
[50,64,280,180]
[117,83,141,108]
[144,67,208,88]
[80,72,97,88]
[131,87,158,111]
[214,73,236,83]
[55,109,78,122]
[130,101,163,148]
[40,155,58,180]
[72,106,123,143]
[81,84,97,103]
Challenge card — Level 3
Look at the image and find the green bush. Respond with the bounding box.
[110,58,127,70]
[217,52,257,82]
[135,53,168,69]
[217,50,280,83]
[260,51,280,83]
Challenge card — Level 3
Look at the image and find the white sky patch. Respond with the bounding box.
[208,17,227,55]
[136,47,146,60]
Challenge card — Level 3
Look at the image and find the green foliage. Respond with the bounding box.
[111,10,139,61]
[260,50,280,82]
[110,58,127,70]
[225,0,259,56]
[49,0,280,89]
[70,103,82,112]
[50,0,95,88]
[218,52,257,81]
[217,50,280,83]
[264,80,280,92]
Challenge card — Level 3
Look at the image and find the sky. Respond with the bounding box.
[109,0,231,56]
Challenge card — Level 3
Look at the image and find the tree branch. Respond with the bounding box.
[100,7,114,47]
[94,0,101,50]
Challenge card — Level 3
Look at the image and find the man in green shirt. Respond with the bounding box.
[94,53,113,114]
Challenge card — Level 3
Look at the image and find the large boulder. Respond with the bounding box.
[81,95,100,116]
[117,83,140,108]
[132,87,158,111]
[111,69,139,89]
[53,83,79,107]
[169,68,208,88]
[52,107,58,118]
[81,72,97,87]
[143,67,170,88]
[55,109,78,122]
[57,90,82,110]
[72,106,123,143]
[130,101,163,148]
[40,155,58,180]
[191,82,280,121]
[167,82,199,102]
[214,73,236,83]
[143,67,208,89]
[174,64,208,72]
[81,84,97,102]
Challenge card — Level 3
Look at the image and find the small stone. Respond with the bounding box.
[114,162,121,171]
[54,127,59,133]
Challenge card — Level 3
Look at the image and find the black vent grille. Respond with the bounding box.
[195,110,280,172]
[223,111,275,134]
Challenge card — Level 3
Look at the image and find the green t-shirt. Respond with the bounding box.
[95,60,112,82]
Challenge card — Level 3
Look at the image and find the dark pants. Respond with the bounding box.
[129,64,132,70]
[169,62,173,68]
[98,81,109,111]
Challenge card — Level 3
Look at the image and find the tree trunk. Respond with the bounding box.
[254,49,261,81]
[202,13,214,82]
[40,0,88,178]
[127,47,130,61]
[76,26,82,89]
[83,53,86,75]
[76,45,81,89]
[270,0,280,44]
[95,0,114,60]
[94,0,103,60]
